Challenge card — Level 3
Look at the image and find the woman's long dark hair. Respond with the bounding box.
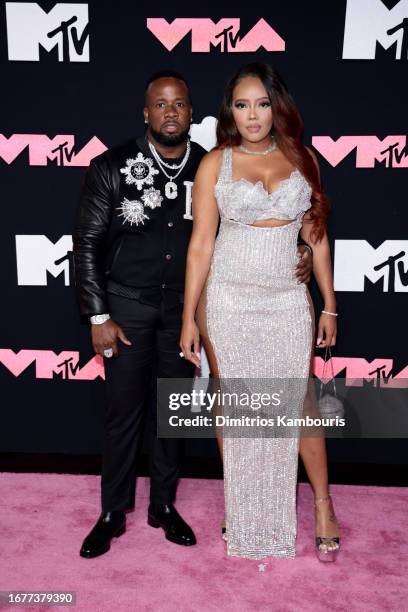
[216,63,329,242]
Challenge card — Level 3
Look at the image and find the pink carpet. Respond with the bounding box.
[0,474,407,612]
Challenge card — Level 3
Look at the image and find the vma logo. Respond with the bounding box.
[312,136,408,168]
[0,135,106,166]
[1,351,407,386]
[16,235,73,286]
[147,18,285,53]
[5,2,90,62]
[343,0,408,59]
[314,356,408,388]
[334,240,408,292]
[0,349,104,380]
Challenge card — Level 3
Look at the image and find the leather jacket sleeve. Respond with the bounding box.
[73,155,113,316]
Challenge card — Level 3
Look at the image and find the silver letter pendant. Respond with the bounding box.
[165,180,178,200]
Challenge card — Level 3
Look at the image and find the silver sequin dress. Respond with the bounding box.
[206,147,313,560]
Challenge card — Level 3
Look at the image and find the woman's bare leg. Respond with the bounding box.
[195,281,227,536]
[195,280,223,460]
[299,290,339,548]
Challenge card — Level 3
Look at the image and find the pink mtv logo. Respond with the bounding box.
[312,136,408,168]
[0,135,107,166]
[0,350,407,387]
[0,349,105,380]
[313,356,408,388]
[147,18,285,53]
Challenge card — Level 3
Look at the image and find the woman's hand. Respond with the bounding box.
[316,313,337,348]
[180,319,201,368]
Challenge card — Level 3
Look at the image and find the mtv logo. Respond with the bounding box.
[334,240,408,292]
[343,0,408,59]
[0,134,106,166]
[0,349,105,380]
[312,135,408,168]
[6,2,89,62]
[16,235,73,286]
[147,18,285,53]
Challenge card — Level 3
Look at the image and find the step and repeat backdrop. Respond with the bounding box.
[1,0,407,465]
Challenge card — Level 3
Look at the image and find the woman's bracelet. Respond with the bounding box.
[321,310,338,317]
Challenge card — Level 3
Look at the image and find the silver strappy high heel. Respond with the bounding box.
[314,495,340,562]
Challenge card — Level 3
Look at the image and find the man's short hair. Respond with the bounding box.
[144,70,192,104]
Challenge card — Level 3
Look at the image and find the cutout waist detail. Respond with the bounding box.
[220,216,301,231]
[250,218,294,228]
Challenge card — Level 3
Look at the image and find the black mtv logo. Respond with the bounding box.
[214,25,241,51]
[368,364,394,386]
[54,250,74,285]
[379,139,408,167]
[373,250,408,292]
[386,17,408,59]
[374,16,408,60]
[56,356,79,379]
[47,15,89,62]
[51,141,75,165]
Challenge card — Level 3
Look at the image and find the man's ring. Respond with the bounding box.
[104,348,113,358]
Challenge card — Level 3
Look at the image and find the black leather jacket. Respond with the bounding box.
[73,137,205,316]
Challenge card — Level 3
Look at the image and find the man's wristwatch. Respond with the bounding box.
[90,314,111,325]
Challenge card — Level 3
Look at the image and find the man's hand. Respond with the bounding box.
[91,319,131,357]
[295,245,313,284]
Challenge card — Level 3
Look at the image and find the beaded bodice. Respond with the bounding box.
[214,147,312,225]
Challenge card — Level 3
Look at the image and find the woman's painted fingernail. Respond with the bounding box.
[316,337,322,345]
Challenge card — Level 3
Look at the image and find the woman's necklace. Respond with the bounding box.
[239,138,277,156]
[148,140,191,199]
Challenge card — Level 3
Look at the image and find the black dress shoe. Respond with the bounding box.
[80,511,126,558]
[147,504,196,546]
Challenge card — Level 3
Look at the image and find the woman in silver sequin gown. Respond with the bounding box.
[181,64,340,561]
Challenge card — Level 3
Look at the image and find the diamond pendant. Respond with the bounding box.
[165,181,178,199]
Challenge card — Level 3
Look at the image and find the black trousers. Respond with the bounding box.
[101,291,195,512]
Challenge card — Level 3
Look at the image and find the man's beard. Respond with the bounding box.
[149,126,190,147]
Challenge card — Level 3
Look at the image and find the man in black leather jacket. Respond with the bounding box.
[73,70,313,558]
